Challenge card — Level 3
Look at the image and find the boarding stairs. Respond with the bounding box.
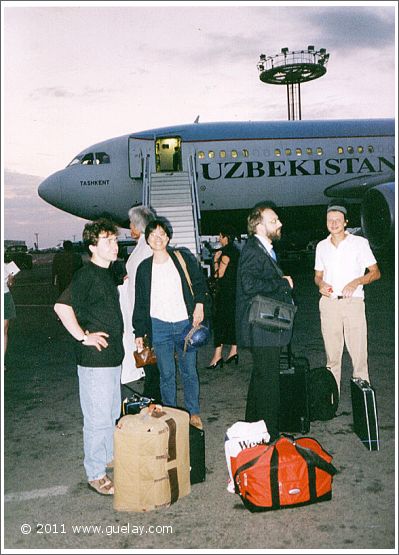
[146,170,201,257]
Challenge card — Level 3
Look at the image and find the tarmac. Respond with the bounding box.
[2,252,397,552]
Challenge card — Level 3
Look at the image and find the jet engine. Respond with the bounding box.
[360,182,395,251]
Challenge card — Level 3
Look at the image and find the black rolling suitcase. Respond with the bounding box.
[279,346,310,434]
[189,424,206,484]
[350,378,380,451]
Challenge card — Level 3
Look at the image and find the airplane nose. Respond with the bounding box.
[38,174,61,207]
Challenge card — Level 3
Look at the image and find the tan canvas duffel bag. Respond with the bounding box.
[113,406,190,512]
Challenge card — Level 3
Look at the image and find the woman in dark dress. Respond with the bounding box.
[207,225,240,368]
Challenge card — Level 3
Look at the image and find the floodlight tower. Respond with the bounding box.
[257,46,330,120]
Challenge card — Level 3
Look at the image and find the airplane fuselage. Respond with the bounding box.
[38,119,395,247]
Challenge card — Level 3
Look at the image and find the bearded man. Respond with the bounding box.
[236,202,295,441]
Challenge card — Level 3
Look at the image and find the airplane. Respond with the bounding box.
[38,118,395,257]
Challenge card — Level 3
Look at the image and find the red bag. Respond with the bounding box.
[233,436,337,512]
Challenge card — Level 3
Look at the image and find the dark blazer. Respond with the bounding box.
[133,248,209,343]
[236,236,294,348]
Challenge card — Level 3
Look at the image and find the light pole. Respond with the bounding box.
[257,46,330,120]
[34,232,39,251]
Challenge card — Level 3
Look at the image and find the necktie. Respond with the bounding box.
[270,248,277,261]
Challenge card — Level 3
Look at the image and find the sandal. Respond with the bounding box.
[88,474,114,496]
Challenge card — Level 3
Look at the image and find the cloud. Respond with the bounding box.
[3,171,42,200]
[3,170,89,248]
[30,87,76,99]
[306,6,395,50]
[30,86,118,102]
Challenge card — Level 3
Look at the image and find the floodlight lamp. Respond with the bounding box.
[308,45,315,51]
[281,47,289,54]
[260,54,266,61]
[319,48,326,54]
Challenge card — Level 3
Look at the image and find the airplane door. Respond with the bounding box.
[128,138,143,178]
[155,137,181,172]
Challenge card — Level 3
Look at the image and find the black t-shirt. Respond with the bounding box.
[58,261,124,367]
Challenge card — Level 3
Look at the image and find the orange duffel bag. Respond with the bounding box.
[233,435,337,512]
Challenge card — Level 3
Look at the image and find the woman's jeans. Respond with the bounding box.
[78,365,121,481]
[151,318,200,415]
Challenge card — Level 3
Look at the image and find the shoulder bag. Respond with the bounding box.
[248,243,296,332]
[248,294,297,332]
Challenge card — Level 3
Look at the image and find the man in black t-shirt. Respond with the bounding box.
[55,219,124,496]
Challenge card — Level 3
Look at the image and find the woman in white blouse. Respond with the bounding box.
[133,219,208,430]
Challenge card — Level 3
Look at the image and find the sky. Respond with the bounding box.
[2,1,397,249]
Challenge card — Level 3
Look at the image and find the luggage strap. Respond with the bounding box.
[165,418,179,504]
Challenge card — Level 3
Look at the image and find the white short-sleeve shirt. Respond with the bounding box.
[314,233,377,299]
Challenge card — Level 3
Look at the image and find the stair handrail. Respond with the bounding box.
[142,153,151,206]
[188,153,202,257]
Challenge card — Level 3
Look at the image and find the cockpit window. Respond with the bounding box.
[81,153,94,165]
[95,152,110,164]
[68,156,82,166]
[67,152,110,167]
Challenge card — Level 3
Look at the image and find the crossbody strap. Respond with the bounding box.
[175,250,194,297]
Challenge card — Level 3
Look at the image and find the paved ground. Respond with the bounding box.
[2,254,397,552]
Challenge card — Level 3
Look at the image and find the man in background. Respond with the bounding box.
[52,240,83,294]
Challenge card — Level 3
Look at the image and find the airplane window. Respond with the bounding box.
[81,153,94,165]
[242,149,249,157]
[95,152,110,164]
[219,150,226,158]
[296,148,302,156]
[357,146,364,154]
[208,151,215,159]
[231,150,238,158]
[347,146,354,154]
[285,148,291,156]
[198,151,205,159]
[306,147,312,155]
[275,149,281,157]
[68,156,82,166]
[337,147,344,154]
[368,145,374,153]
[316,147,323,156]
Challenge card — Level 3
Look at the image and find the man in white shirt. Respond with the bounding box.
[314,202,381,393]
[118,206,160,402]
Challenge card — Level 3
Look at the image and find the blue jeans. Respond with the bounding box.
[77,365,121,481]
[151,318,200,415]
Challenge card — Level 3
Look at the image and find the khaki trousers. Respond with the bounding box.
[319,296,369,391]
